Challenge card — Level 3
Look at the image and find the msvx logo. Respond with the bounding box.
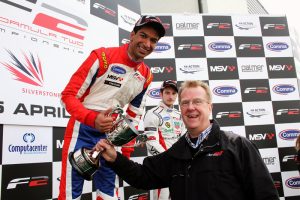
[269,64,293,71]
[248,133,275,141]
[210,65,236,72]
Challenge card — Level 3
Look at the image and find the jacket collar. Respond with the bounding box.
[167,119,221,160]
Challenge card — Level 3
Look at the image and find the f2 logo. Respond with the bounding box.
[7,176,49,189]
[216,111,241,118]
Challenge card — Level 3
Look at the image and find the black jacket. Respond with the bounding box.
[109,120,279,200]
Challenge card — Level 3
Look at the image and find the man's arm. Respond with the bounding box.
[240,138,279,200]
[144,109,167,155]
[95,139,168,190]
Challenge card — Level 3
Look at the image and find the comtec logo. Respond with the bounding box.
[266,42,289,51]
[147,88,161,99]
[213,86,237,97]
[272,84,295,95]
[154,42,171,52]
[111,66,126,74]
[279,129,300,140]
[285,177,300,189]
[208,42,232,52]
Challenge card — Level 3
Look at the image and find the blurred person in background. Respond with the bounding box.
[143,80,185,200]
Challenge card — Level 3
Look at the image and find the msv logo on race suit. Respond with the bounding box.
[279,129,300,140]
[272,84,295,95]
[154,42,171,53]
[147,88,161,99]
[213,86,237,96]
[208,42,232,52]
[266,42,289,51]
[285,177,300,189]
[111,65,126,74]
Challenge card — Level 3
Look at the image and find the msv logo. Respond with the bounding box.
[266,42,289,52]
[285,177,300,189]
[208,42,232,52]
[1,50,44,86]
[272,84,295,95]
[213,86,237,97]
[154,42,171,53]
[279,129,300,140]
[147,88,161,99]
[111,66,126,74]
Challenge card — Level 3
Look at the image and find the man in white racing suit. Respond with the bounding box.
[143,80,185,200]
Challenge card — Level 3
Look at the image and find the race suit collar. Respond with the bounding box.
[159,101,174,112]
[123,43,143,69]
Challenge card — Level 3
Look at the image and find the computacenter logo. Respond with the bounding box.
[1,49,44,87]
[8,133,48,155]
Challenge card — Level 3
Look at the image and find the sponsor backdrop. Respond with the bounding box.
[0,0,299,199]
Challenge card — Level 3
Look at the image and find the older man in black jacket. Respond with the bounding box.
[95,80,279,200]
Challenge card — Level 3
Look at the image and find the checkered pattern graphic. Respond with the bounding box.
[0,1,300,199]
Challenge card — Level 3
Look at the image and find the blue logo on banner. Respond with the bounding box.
[208,42,232,52]
[154,42,171,52]
[266,42,289,51]
[272,84,295,94]
[213,86,237,96]
[147,88,161,99]
[111,66,126,74]
[279,129,300,140]
[285,177,300,188]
